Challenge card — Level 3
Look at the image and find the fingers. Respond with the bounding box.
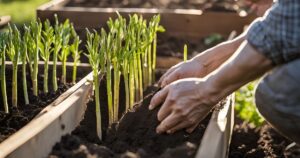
[158,68,176,86]
[157,97,173,121]
[156,112,180,134]
[167,121,191,134]
[149,86,169,110]
[161,70,180,87]
[186,123,199,133]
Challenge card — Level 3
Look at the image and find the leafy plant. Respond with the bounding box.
[235,82,265,127]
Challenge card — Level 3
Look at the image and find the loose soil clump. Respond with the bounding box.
[49,86,212,158]
[229,117,300,158]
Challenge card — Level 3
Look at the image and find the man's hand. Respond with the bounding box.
[149,78,217,134]
[159,60,208,87]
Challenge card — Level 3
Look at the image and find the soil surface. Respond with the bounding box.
[66,0,241,12]
[0,67,86,143]
[229,117,300,158]
[49,85,212,158]
[156,34,224,58]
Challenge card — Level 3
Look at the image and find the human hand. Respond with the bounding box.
[149,78,218,134]
[159,59,208,87]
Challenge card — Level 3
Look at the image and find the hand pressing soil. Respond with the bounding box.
[49,86,212,158]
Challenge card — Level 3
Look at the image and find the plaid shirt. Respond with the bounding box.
[247,0,300,65]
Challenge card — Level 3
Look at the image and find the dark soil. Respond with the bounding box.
[156,34,224,58]
[49,84,212,158]
[0,67,86,143]
[66,0,241,12]
[229,117,300,158]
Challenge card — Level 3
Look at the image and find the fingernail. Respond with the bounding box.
[149,104,154,110]
[156,128,161,134]
[167,130,172,134]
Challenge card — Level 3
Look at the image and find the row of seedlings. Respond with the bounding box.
[86,13,165,140]
[0,16,81,114]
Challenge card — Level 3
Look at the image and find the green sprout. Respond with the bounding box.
[183,44,188,62]
[58,19,72,85]
[0,32,9,113]
[52,14,63,91]
[7,24,21,107]
[40,20,54,93]
[70,26,82,84]
[22,26,30,104]
[86,29,105,140]
[27,20,42,97]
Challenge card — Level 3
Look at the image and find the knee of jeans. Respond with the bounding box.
[254,81,268,115]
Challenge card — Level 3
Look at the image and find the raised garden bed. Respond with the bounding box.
[48,85,234,158]
[0,63,92,158]
[0,16,11,29]
[66,0,242,12]
[0,12,241,158]
[36,0,256,40]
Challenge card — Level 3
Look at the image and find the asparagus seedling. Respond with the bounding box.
[86,29,104,140]
[52,15,63,91]
[7,24,21,107]
[70,26,81,84]
[59,20,72,85]
[0,33,9,113]
[22,26,30,104]
[40,20,54,93]
[27,21,42,97]
[184,44,188,62]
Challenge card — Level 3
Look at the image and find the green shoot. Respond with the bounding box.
[70,26,81,84]
[58,19,72,85]
[86,29,105,140]
[52,14,63,91]
[27,20,42,97]
[0,32,9,113]
[40,20,54,93]
[183,44,188,62]
[22,26,30,104]
[7,24,21,107]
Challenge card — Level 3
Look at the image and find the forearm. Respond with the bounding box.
[205,41,273,103]
[192,33,246,75]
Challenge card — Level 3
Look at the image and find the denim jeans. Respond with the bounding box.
[255,59,300,144]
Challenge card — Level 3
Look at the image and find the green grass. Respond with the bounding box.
[0,0,49,26]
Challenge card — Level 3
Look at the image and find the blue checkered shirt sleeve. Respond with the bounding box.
[247,0,300,65]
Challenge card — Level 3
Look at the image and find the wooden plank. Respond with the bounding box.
[195,96,235,158]
[0,15,11,29]
[0,72,93,158]
[37,2,256,39]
